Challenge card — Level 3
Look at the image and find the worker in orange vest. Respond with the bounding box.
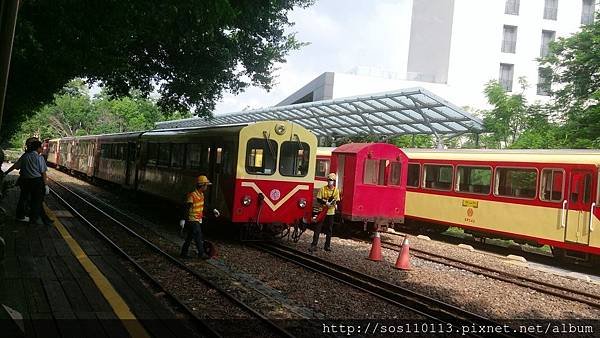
[180,175,219,259]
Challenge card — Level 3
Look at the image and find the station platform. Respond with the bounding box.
[0,171,196,338]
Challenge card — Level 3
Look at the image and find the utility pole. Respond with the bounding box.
[0,0,20,134]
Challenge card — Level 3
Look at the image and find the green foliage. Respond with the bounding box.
[10,80,187,148]
[3,0,313,143]
[539,13,600,148]
[479,80,562,149]
[391,135,434,148]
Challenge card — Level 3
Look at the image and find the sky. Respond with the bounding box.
[213,0,413,115]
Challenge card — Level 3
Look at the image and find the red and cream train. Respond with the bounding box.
[44,121,600,262]
[47,121,317,236]
[317,147,600,262]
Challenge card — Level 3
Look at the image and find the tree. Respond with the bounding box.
[540,13,600,148]
[10,80,184,148]
[3,0,313,142]
[479,79,562,149]
[482,79,529,148]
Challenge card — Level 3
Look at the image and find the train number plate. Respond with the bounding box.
[462,199,479,208]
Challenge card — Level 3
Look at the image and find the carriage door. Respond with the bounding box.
[565,170,594,244]
[125,142,136,187]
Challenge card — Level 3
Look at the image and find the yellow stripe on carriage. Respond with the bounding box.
[241,182,309,211]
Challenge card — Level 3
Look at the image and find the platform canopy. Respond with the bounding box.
[155,87,485,138]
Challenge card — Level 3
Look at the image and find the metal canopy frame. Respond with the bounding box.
[155,87,485,138]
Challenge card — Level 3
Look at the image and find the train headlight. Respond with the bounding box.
[242,195,252,206]
[298,198,307,208]
[275,123,286,135]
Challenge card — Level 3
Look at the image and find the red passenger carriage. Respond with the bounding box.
[317,143,409,231]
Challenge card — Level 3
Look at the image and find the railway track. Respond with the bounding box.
[254,242,520,338]
[379,234,600,311]
[48,178,295,338]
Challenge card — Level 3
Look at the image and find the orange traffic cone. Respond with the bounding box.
[394,236,411,270]
[367,231,382,261]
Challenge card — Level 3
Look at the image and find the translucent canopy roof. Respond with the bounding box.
[155,87,485,137]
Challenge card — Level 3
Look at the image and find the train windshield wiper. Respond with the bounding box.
[262,131,276,162]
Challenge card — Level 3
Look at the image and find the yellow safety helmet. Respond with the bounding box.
[196,175,212,185]
[327,173,337,181]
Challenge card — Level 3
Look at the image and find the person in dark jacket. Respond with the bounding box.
[4,140,53,226]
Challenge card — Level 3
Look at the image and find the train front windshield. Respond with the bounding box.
[279,141,310,177]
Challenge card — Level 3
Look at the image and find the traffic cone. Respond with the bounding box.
[367,231,382,261]
[394,236,411,270]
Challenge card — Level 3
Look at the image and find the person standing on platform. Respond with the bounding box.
[310,173,340,252]
[2,137,39,222]
[180,175,219,259]
[4,140,53,226]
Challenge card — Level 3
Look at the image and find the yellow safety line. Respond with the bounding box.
[44,205,151,338]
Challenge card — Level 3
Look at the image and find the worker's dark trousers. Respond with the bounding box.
[15,179,30,219]
[181,221,204,256]
[21,177,51,225]
[312,215,334,249]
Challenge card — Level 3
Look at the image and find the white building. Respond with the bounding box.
[278,0,596,110]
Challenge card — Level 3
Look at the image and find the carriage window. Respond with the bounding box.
[280,141,310,177]
[221,144,234,175]
[495,167,537,199]
[315,159,330,178]
[364,159,380,185]
[583,174,592,204]
[378,160,388,185]
[407,163,420,187]
[117,144,125,160]
[186,144,204,170]
[171,144,184,168]
[423,164,453,190]
[158,143,171,166]
[456,166,491,194]
[389,162,402,186]
[127,143,136,161]
[216,147,223,164]
[147,143,158,165]
[246,138,277,175]
[540,169,563,202]
[101,144,112,159]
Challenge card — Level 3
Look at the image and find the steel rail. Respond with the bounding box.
[49,178,295,338]
[48,183,220,338]
[253,242,520,338]
[379,239,600,310]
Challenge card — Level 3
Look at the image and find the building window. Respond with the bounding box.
[499,63,514,92]
[501,25,518,53]
[505,0,520,15]
[537,67,552,96]
[544,0,558,20]
[540,30,556,57]
[581,0,595,25]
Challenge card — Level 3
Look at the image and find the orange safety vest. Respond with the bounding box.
[186,189,205,222]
